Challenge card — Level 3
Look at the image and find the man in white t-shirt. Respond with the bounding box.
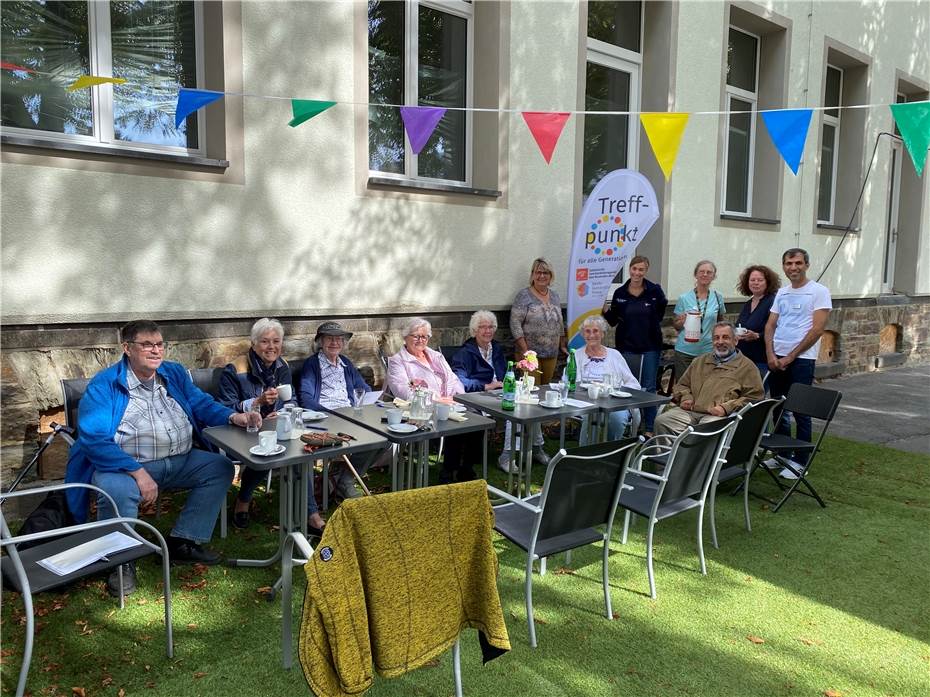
[764,248,832,472]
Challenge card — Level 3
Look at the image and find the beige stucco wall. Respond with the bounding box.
[1,0,927,325]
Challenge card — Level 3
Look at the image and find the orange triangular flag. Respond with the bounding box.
[521,112,571,164]
[640,113,690,180]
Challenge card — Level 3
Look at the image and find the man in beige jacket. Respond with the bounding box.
[655,322,764,436]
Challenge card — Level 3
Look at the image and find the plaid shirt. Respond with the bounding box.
[115,369,193,462]
[318,352,352,409]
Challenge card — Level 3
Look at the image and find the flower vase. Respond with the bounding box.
[516,375,536,403]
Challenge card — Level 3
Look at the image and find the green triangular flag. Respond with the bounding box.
[889,101,930,176]
[288,99,336,128]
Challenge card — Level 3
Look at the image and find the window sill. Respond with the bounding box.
[719,214,781,225]
[368,176,501,198]
[816,223,859,235]
[0,134,229,170]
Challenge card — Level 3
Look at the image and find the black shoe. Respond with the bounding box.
[231,504,250,529]
[438,469,454,485]
[106,562,137,598]
[456,468,478,482]
[168,537,222,566]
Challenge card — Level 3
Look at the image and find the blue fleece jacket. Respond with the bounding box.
[64,358,233,522]
[451,338,508,392]
[299,353,371,410]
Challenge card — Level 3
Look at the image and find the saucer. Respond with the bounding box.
[301,411,327,421]
[539,400,563,409]
[610,390,632,398]
[387,423,418,434]
[250,444,286,457]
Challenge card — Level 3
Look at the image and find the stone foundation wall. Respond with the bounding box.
[3,296,928,483]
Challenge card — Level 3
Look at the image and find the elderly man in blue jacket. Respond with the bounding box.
[65,319,259,595]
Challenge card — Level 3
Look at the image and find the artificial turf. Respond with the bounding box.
[2,434,927,697]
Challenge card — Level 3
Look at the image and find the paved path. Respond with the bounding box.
[824,363,929,455]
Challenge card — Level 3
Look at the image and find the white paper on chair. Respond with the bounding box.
[563,398,593,408]
[36,531,143,576]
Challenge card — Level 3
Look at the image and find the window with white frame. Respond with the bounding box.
[723,26,759,215]
[582,0,641,197]
[0,0,204,154]
[368,0,472,184]
[817,65,843,223]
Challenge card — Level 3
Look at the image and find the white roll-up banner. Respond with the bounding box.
[566,169,660,349]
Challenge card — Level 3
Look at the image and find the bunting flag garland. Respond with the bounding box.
[66,75,127,91]
[889,102,930,176]
[288,99,336,128]
[521,111,571,164]
[640,113,690,180]
[174,88,224,128]
[760,108,814,174]
[399,106,447,154]
[1,61,35,73]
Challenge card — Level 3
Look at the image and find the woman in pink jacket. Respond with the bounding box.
[386,318,476,484]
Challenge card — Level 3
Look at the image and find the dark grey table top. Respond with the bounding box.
[580,386,671,414]
[453,390,599,424]
[203,413,387,471]
[328,404,495,443]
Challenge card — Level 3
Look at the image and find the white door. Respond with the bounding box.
[882,141,902,294]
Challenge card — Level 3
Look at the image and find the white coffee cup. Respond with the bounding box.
[435,404,451,421]
[386,408,403,425]
[276,383,293,402]
[258,430,277,453]
[588,384,603,400]
[544,390,561,406]
[735,326,748,338]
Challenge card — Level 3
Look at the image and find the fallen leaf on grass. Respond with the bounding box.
[553,567,576,575]
[193,672,207,679]
[798,637,821,646]
[72,689,86,697]
[145,681,156,689]
[136,597,149,605]
[180,579,208,591]
[612,612,621,620]
[823,690,843,697]
[186,623,198,630]
[118,690,126,697]
[257,586,274,595]
[422,659,440,668]
[746,635,765,644]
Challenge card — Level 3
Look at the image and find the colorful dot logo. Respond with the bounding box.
[585,213,625,256]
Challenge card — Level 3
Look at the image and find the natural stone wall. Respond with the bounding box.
[3,296,928,482]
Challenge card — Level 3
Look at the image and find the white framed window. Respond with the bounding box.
[582,0,642,197]
[817,64,843,224]
[722,26,759,216]
[368,0,473,185]
[0,0,205,156]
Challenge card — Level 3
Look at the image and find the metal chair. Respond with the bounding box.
[490,438,639,647]
[754,383,842,512]
[618,417,738,599]
[1,482,173,697]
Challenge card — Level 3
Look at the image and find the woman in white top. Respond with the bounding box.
[576,316,641,444]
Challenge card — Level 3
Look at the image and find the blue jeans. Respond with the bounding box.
[579,410,631,445]
[768,357,815,465]
[623,350,660,432]
[93,448,234,543]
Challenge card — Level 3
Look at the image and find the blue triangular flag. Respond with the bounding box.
[174,88,224,128]
[760,108,814,175]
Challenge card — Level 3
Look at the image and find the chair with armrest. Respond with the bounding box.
[618,416,738,599]
[754,383,842,512]
[490,438,639,647]
[0,482,173,697]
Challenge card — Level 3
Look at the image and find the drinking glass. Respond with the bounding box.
[353,387,366,413]
[246,409,261,433]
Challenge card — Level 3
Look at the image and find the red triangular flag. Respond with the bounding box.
[521,111,571,164]
[1,61,35,73]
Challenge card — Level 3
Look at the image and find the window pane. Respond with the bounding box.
[417,5,467,182]
[110,1,198,148]
[0,1,92,136]
[587,1,641,53]
[368,0,404,174]
[824,66,841,117]
[727,27,757,93]
[583,61,630,197]
[817,123,836,221]
[725,97,752,213]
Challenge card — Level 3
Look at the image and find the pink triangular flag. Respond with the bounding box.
[521,112,571,164]
[1,61,35,73]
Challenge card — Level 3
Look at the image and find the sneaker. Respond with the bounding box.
[336,478,361,500]
[498,452,518,474]
[532,447,551,466]
[168,537,222,566]
[106,562,137,598]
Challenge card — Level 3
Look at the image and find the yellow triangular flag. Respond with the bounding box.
[67,75,127,92]
[640,113,690,180]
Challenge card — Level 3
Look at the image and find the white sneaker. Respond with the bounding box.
[498,452,518,474]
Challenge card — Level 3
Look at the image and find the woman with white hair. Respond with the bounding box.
[575,315,640,443]
[386,317,477,483]
[219,318,325,534]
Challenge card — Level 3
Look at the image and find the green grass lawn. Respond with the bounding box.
[2,434,928,697]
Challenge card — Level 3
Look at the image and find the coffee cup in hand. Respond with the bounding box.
[276,383,293,402]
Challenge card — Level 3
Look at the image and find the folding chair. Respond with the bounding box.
[754,383,842,512]
[490,438,639,647]
[618,417,738,599]
[1,483,173,697]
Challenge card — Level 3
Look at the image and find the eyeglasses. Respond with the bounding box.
[408,334,431,342]
[534,270,551,276]
[323,335,345,343]
[127,341,166,351]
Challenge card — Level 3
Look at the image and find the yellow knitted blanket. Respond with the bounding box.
[298,480,511,697]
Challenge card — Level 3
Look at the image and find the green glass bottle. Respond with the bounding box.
[566,348,578,391]
[501,361,516,411]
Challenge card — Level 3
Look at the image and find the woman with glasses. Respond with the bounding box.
[672,260,726,380]
[386,317,477,484]
[509,258,567,386]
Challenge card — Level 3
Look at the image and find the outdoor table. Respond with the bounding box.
[203,414,386,585]
[328,404,495,488]
[453,390,599,495]
[579,385,671,442]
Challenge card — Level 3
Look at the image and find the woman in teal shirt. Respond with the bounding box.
[672,259,726,379]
